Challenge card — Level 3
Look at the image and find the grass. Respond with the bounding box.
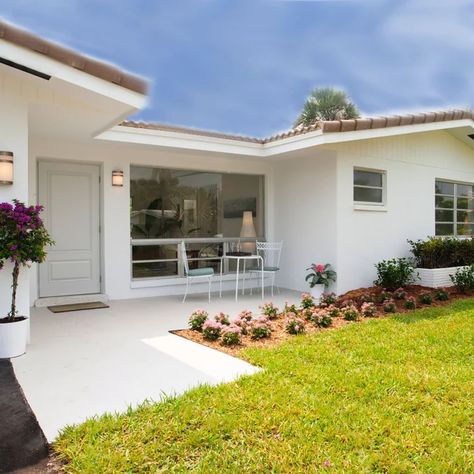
[54,300,474,473]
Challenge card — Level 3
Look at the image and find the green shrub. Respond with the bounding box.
[434,289,449,301]
[341,305,359,321]
[449,265,474,293]
[408,237,474,268]
[221,326,242,346]
[404,296,416,310]
[374,258,416,291]
[383,299,397,313]
[394,288,407,300]
[285,315,306,335]
[419,292,433,305]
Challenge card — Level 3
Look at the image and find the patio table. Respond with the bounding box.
[219,254,264,301]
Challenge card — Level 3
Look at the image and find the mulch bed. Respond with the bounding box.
[172,285,470,358]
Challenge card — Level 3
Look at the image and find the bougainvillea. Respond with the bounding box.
[0,200,53,321]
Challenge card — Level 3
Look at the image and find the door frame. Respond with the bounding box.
[37,158,104,297]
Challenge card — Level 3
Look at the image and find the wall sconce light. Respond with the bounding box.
[0,151,13,185]
[112,170,124,187]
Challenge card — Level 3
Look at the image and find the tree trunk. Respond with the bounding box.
[9,262,20,321]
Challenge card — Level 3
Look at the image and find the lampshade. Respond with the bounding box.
[112,170,124,186]
[240,211,256,252]
[0,151,13,185]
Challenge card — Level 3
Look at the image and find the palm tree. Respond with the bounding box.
[294,87,360,127]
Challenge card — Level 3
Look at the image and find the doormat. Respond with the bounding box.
[47,302,109,313]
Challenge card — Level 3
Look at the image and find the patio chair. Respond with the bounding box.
[180,241,215,302]
[248,241,283,297]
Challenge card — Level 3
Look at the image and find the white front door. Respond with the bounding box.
[38,162,101,297]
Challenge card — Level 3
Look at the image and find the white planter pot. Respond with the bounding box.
[416,266,467,288]
[310,284,325,302]
[0,317,29,358]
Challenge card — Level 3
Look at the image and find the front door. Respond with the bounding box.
[38,161,101,297]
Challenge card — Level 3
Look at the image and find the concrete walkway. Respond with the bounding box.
[12,289,300,441]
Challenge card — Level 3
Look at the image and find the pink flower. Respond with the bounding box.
[316,264,325,273]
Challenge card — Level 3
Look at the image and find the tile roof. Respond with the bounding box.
[0,20,147,95]
[121,109,474,145]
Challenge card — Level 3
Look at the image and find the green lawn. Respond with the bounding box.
[55,300,474,473]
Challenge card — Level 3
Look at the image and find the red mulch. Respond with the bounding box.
[172,285,470,357]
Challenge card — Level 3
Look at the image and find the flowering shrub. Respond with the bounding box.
[188,309,209,331]
[232,316,250,335]
[260,302,279,319]
[0,200,53,321]
[309,308,333,328]
[359,293,375,304]
[394,288,407,300]
[214,312,230,325]
[321,292,338,306]
[250,316,272,339]
[305,263,337,287]
[449,265,474,293]
[327,304,341,318]
[419,292,433,305]
[405,296,416,309]
[361,302,377,318]
[285,313,306,334]
[383,298,397,313]
[435,289,449,301]
[375,290,392,304]
[301,307,314,321]
[221,325,242,346]
[202,320,223,340]
[283,302,299,314]
[341,305,359,321]
[238,309,253,321]
[300,293,315,309]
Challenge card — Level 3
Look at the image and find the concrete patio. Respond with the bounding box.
[12,289,300,441]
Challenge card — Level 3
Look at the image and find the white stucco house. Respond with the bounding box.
[1,20,474,323]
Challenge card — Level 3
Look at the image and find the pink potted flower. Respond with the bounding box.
[305,263,337,302]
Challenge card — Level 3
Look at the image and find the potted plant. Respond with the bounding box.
[0,201,53,358]
[305,263,337,301]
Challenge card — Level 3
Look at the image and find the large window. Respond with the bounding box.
[435,180,474,236]
[353,168,385,205]
[130,166,264,278]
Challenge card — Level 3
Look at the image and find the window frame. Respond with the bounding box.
[353,167,386,207]
[435,178,474,237]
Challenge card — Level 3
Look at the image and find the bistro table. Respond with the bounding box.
[220,253,264,301]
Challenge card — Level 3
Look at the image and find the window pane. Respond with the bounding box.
[184,243,223,272]
[354,187,383,203]
[435,195,454,209]
[132,261,178,278]
[435,181,454,195]
[435,223,454,236]
[354,170,383,187]
[435,209,453,222]
[130,167,264,239]
[456,197,474,210]
[457,210,474,224]
[132,244,177,261]
[457,224,474,236]
[457,184,474,198]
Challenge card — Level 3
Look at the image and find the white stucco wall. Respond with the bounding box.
[29,138,273,301]
[333,130,474,293]
[272,149,338,293]
[0,75,30,319]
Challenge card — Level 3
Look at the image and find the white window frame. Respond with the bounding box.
[435,179,474,237]
[353,167,386,207]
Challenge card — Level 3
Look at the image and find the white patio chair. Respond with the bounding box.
[248,241,283,297]
[180,241,214,302]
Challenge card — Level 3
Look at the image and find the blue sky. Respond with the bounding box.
[1,0,473,137]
